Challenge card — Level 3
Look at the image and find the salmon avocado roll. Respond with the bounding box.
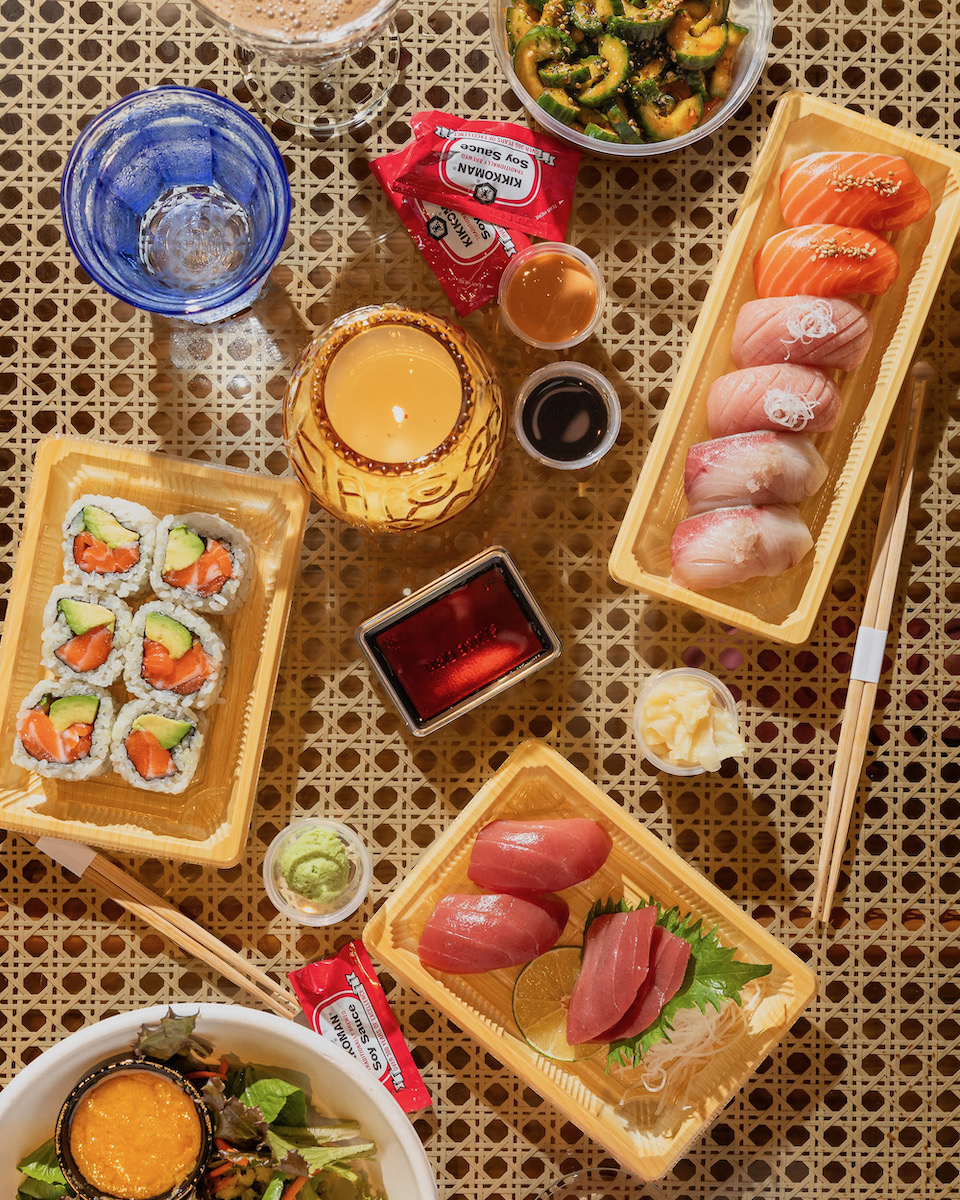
[150,512,251,614]
[110,700,204,794]
[124,602,227,710]
[62,495,157,597]
[13,682,113,780]
[41,586,132,687]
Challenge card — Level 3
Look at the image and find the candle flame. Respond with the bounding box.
[391,405,405,425]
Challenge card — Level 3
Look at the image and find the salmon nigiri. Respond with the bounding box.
[754,224,899,299]
[671,505,813,591]
[732,296,873,371]
[707,364,842,438]
[780,152,931,231]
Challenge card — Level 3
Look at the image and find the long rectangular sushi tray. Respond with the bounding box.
[609,90,960,644]
[0,437,308,866]
[364,740,817,1180]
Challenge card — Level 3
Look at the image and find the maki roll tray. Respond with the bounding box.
[609,91,960,644]
[0,437,308,866]
[364,741,817,1181]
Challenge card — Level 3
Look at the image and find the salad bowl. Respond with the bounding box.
[0,1002,439,1200]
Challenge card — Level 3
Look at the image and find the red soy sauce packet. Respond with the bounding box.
[391,111,581,241]
[288,940,431,1113]
[372,146,532,317]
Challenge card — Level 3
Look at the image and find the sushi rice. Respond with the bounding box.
[40,585,133,687]
[150,511,252,615]
[110,699,205,794]
[124,600,228,711]
[12,681,114,780]
[62,494,157,598]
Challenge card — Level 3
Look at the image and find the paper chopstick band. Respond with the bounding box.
[850,625,888,684]
[35,836,97,878]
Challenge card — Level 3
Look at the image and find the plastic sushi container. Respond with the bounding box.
[62,495,157,598]
[110,700,205,795]
[150,512,252,615]
[40,585,132,687]
[12,681,114,781]
[124,601,228,711]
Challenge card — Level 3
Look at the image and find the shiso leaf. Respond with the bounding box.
[581,897,773,1069]
[133,1009,214,1065]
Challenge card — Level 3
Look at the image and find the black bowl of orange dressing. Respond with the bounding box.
[55,1058,213,1200]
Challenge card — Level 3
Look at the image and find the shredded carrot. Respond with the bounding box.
[210,1174,236,1193]
[282,1177,308,1200]
[218,1057,229,1077]
[206,1163,234,1179]
[215,1139,234,1153]
[187,1070,223,1078]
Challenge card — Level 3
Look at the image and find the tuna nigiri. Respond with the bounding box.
[707,364,841,438]
[467,818,612,894]
[602,925,692,1041]
[754,224,899,299]
[417,893,568,974]
[671,505,814,591]
[731,296,873,371]
[780,152,931,231]
[566,907,656,1044]
[684,431,828,515]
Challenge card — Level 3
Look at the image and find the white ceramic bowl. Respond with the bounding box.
[0,1003,439,1199]
[489,0,773,157]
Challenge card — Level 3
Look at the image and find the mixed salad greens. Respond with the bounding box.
[16,1013,385,1200]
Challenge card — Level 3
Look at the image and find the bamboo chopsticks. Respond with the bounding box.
[28,836,302,1020]
[811,363,932,925]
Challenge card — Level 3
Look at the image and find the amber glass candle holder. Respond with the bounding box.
[283,305,506,533]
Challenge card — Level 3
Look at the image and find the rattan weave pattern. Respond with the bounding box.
[1,0,959,1196]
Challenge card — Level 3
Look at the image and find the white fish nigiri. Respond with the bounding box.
[671,505,814,591]
[684,431,828,515]
[707,364,842,438]
[732,296,873,371]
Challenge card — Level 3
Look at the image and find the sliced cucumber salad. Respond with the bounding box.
[507,0,750,144]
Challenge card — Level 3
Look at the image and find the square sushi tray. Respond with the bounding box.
[363,741,817,1181]
[609,90,960,644]
[0,437,308,866]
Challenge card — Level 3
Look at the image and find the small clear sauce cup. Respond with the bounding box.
[633,667,741,777]
[263,818,372,926]
[498,242,606,350]
[513,361,621,472]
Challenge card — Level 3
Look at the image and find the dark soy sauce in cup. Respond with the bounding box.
[520,374,609,463]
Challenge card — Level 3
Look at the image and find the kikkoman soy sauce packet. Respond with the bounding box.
[371,146,532,316]
[392,111,582,241]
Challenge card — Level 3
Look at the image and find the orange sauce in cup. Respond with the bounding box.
[69,1070,203,1199]
[501,250,599,345]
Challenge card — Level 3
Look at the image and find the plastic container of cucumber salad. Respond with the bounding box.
[489,0,773,158]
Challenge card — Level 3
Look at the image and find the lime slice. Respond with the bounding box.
[512,946,602,1062]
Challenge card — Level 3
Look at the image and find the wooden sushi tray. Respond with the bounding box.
[0,437,308,866]
[364,741,817,1181]
[609,90,960,644]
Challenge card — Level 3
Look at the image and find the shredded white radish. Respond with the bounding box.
[762,387,818,431]
[613,981,765,1123]
[781,298,838,356]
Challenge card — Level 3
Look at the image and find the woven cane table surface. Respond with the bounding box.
[1,0,959,1196]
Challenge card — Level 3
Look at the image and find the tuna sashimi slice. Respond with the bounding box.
[684,431,828,516]
[601,925,692,1041]
[467,818,613,894]
[754,224,899,300]
[780,152,931,232]
[707,364,841,438]
[417,893,568,974]
[731,296,873,371]
[671,505,814,592]
[565,907,656,1044]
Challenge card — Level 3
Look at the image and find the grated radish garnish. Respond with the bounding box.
[614,981,764,1120]
[762,388,818,431]
[781,298,837,357]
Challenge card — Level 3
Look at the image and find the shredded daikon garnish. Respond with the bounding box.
[614,981,765,1124]
[762,387,818,431]
[781,298,837,357]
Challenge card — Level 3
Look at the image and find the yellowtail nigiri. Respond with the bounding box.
[684,431,828,515]
[671,505,814,591]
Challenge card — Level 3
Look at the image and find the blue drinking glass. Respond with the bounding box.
[60,86,292,324]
